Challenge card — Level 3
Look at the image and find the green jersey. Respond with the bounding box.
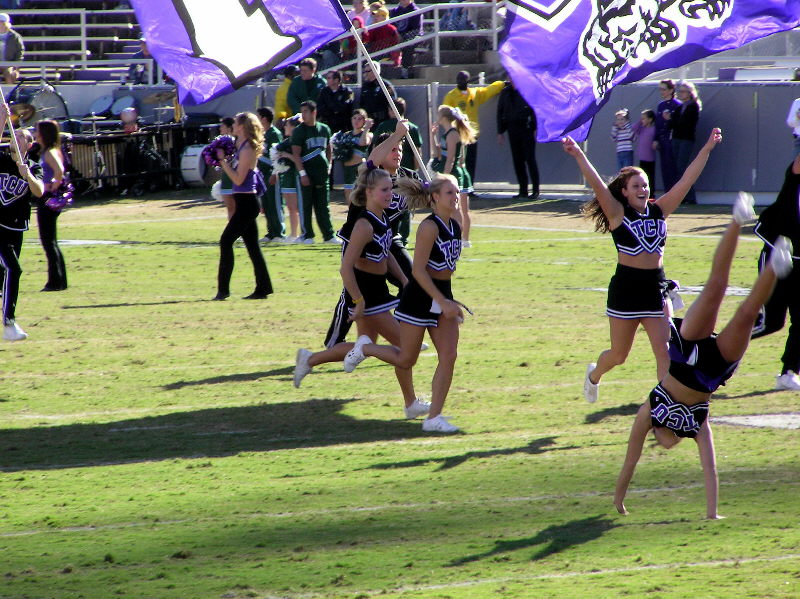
[291,121,331,176]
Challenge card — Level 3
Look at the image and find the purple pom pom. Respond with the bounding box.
[202,135,236,167]
[43,179,75,212]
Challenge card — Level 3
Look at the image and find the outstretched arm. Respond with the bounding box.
[562,136,622,225]
[655,127,722,216]
[695,421,722,520]
[368,119,408,166]
[614,402,652,515]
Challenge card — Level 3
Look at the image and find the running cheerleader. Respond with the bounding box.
[431,105,476,247]
[343,173,465,433]
[614,193,792,519]
[293,163,422,417]
[562,128,722,403]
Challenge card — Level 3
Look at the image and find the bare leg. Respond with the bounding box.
[371,314,419,406]
[694,421,723,519]
[641,315,671,380]
[427,316,459,418]
[614,402,653,515]
[589,317,639,384]
[285,192,299,238]
[459,192,471,242]
[364,322,425,407]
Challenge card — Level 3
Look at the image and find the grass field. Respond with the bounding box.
[1,190,798,599]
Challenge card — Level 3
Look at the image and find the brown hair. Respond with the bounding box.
[350,164,392,207]
[395,173,458,211]
[581,166,647,233]
[235,112,264,154]
[36,119,61,150]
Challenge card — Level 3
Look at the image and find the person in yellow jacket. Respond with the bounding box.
[442,70,504,189]
[273,65,297,121]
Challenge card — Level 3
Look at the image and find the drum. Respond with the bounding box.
[180,144,208,186]
[87,95,113,118]
[111,95,137,116]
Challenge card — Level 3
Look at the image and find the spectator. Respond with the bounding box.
[367,4,401,67]
[665,80,701,204]
[273,65,297,121]
[786,97,800,157]
[654,79,680,194]
[357,61,397,128]
[633,109,657,199]
[256,107,286,242]
[496,78,539,199]
[443,70,504,189]
[287,58,326,115]
[390,0,422,71]
[439,0,473,31]
[0,13,24,85]
[347,0,372,25]
[341,16,370,61]
[317,70,354,136]
[611,108,635,170]
[127,37,152,85]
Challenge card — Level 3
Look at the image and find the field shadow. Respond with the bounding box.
[472,197,585,219]
[368,436,579,472]
[448,515,617,565]
[584,402,641,424]
[713,389,780,400]
[63,299,207,310]
[163,366,293,389]
[0,398,426,472]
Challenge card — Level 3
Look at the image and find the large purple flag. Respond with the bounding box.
[501,1,800,142]
[130,0,350,105]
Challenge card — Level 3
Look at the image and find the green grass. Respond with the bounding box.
[1,191,798,599]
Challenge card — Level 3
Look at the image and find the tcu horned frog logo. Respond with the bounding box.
[173,0,301,83]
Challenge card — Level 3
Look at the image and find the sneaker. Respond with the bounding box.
[3,319,28,341]
[300,237,315,245]
[733,191,756,225]
[293,348,312,388]
[420,342,430,351]
[260,235,273,243]
[344,334,371,373]
[584,363,599,403]
[770,236,793,279]
[324,237,342,245]
[462,240,472,248]
[775,370,800,391]
[422,414,459,433]
[404,398,431,419]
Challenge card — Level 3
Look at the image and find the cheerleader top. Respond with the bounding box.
[425,213,462,272]
[231,142,258,193]
[338,208,393,263]
[610,202,667,256]
[667,318,739,393]
[438,127,463,161]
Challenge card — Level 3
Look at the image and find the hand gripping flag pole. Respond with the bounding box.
[0,89,24,166]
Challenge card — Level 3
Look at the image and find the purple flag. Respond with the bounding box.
[501,0,800,142]
[130,0,350,105]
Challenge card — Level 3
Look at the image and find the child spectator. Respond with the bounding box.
[633,109,657,199]
[611,108,635,170]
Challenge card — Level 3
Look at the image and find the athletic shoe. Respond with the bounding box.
[260,235,273,243]
[770,236,793,279]
[343,334,371,373]
[775,370,800,391]
[324,237,342,245]
[584,363,599,403]
[462,240,472,248]
[404,398,431,419]
[733,191,756,225]
[300,237,315,245]
[293,348,312,388]
[3,319,28,341]
[422,414,459,433]
[420,342,429,351]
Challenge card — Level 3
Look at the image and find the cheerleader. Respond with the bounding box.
[35,120,69,292]
[269,114,302,241]
[335,109,373,205]
[293,164,420,415]
[217,117,236,220]
[431,105,476,247]
[214,112,273,300]
[343,173,464,433]
[614,194,792,519]
[562,128,722,403]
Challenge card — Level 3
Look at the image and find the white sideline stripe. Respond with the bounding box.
[2,477,796,538]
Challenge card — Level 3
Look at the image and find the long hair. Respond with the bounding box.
[437,105,476,145]
[581,166,647,233]
[395,173,458,211]
[37,119,60,151]
[677,80,702,109]
[235,112,264,153]
[350,164,392,207]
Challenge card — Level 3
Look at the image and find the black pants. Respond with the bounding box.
[752,246,800,373]
[37,204,67,290]
[217,193,273,296]
[323,239,412,348]
[465,142,478,187]
[0,229,23,322]
[507,126,539,196]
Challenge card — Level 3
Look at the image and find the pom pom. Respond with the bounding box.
[331,130,358,162]
[269,144,290,175]
[210,180,223,202]
[202,135,236,167]
[43,179,74,212]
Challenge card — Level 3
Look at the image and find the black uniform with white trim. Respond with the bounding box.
[395,214,462,328]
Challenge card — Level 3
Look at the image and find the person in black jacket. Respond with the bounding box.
[752,154,800,390]
[496,78,539,199]
[357,62,396,129]
[1,125,43,341]
[317,70,353,136]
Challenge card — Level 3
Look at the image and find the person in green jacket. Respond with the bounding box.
[287,57,326,115]
[256,107,286,242]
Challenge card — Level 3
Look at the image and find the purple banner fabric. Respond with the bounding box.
[501,1,800,142]
[131,0,349,105]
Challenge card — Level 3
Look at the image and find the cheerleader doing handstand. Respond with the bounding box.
[614,193,793,519]
[343,173,465,433]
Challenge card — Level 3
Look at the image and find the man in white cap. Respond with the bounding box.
[0,13,24,84]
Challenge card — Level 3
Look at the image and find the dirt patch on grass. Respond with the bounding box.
[712,413,800,430]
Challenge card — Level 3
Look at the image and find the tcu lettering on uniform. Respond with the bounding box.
[437,239,461,270]
[0,173,27,205]
[628,218,666,239]
[374,229,393,257]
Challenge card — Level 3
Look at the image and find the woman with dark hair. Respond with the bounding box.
[35,119,68,292]
[214,112,273,300]
[562,127,722,403]
[666,80,702,204]
[614,194,792,519]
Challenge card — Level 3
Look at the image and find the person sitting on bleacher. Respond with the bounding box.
[0,13,24,84]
